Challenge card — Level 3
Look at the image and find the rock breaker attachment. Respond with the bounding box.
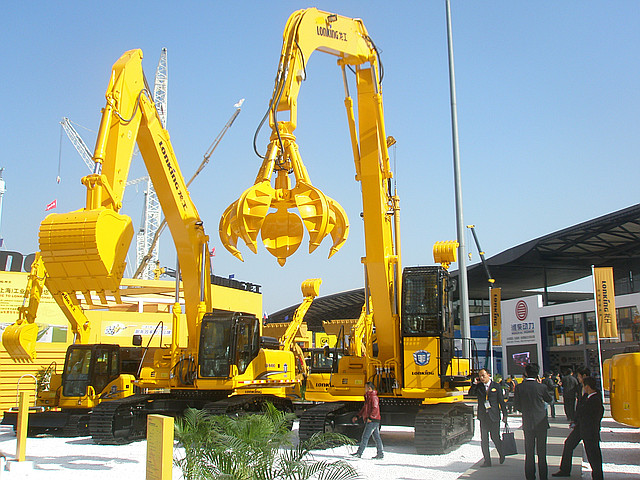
[39,208,133,304]
[220,131,349,266]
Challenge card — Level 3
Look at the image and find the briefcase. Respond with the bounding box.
[502,424,518,456]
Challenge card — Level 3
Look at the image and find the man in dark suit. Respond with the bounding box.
[515,362,553,480]
[468,368,507,467]
[561,368,579,422]
[552,376,604,479]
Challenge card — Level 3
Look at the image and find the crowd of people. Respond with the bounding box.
[468,365,604,480]
[349,364,604,480]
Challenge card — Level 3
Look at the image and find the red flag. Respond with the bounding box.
[45,199,57,211]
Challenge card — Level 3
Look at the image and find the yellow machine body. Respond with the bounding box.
[221,8,474,453]
[608,352,640,427]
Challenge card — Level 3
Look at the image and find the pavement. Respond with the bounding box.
[459,404,640,480]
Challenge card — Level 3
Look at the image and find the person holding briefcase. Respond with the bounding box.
[469,368,507,467]
[515,363,553,480]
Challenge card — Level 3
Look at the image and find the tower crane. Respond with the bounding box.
[135,48,166,279]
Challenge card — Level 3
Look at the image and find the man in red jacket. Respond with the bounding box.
[351,382,384,459]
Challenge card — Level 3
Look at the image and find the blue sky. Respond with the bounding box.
[1,1,638,313]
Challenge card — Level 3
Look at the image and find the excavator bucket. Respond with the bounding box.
[261,207,304,266]
[1,322,39,360]
[433,241,459,269]
[301,278,322,297]
[39,208,134,303]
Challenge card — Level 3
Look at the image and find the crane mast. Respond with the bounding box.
[136,48,167,280]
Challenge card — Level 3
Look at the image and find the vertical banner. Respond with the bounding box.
[491,287,502,346]
[593,266,618,338]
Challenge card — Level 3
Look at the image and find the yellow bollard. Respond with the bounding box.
[15,392,29,462]
[146,414,174,480]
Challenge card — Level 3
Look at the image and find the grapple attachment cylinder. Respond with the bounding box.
[39,209,134,303]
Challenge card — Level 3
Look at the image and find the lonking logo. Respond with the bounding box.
[159,140,188,209]
[316,25,348,41]
[413,350,431,366]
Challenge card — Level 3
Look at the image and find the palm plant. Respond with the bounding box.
[174,403,359,480]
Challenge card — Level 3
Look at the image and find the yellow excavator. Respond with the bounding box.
[220,8,474,454]
[3,49,307,443]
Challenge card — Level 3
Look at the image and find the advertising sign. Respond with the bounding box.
[501,296,544,378]
[491,287,502,346]
[593,266,618,338]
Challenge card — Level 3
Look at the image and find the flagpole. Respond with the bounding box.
[592,265,605,401]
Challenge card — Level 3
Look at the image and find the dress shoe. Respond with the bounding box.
[372,454,384,459]
[480,462,492,467]
[551,472,570,477]
[499,454,505,464]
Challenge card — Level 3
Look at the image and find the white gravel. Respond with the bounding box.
[1,414,638,479]
[0,417,498,480]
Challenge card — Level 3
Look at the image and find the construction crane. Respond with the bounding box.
[60,118,93,170]
[135,47,167,280]
[467,224,496,371]
[133,98,245,279]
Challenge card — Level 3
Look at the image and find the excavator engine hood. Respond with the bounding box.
[39,208,133,304]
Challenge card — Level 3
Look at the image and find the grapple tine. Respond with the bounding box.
[234,181,274,253]
[219,201,244,261]
[293,181,330,254]
[327,198,350,258]
[261,206,304,266]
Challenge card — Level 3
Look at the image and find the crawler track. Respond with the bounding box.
[414,403,474,454]
[89,394,152,444]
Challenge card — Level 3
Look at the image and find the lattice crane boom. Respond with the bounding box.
[60,117,93,171]
[135,48,167,279]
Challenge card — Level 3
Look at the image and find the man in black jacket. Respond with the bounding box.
[468,368,507,467]
[515,363,553,480]
[552,376,604,479]
[561,368,579,422]
[542,372,557,418]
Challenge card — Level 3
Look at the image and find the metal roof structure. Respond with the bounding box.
[267,203,640,329]
[464,203,640,299]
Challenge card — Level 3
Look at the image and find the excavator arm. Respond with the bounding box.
[38,49,210,353]
[220,8,400,363]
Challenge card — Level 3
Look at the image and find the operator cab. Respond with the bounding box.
[198,312,260,378]
[304,346,344,374]
[62,344,121,397]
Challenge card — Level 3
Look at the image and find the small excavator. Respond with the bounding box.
[220,8,475,454]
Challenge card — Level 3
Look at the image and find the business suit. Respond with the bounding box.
[515,378,553,480]
[561,374,579,421]
[557,392,604,480]
[469,380,507,465]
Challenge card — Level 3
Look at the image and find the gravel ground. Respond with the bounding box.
[0,409,638,479]
[0,416,498,480]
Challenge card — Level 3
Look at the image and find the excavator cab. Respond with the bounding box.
[62,344,121,398]
[198,312,261,377]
